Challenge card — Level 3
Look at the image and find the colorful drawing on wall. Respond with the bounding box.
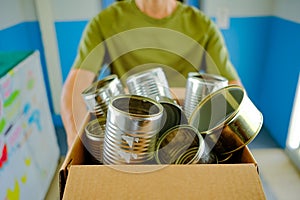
[7,124,22,150]
[0,118,5,134]
[3,90,20,108]
[24,157,31,167]
[0,93,4,134]
[28,109,41,132]
[27,70,35,90]
[0,92,3,117]
[0,144,8,168]
[6,180,20,200]
[3,102,30,138]
[3,89,21,123]
[21,175,27,184]
[1,78,13,100]
[0,51,60,200]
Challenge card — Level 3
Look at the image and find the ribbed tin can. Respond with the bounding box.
[83,118,106,164]
[81,74,125,117]
[189,85,263,155]
[126,67,172,100]
[103,95,164,165]
[154,125,205,165]
[183,73,228,119]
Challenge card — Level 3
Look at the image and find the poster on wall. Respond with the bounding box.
[0,51,60,200]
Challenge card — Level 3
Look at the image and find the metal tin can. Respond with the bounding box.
[189,85,263,155]
[184,72,228,119]
[81,74,125,117]
[217,153,233,163]
[126,67,172,100]
[197,149,218,164]
[155,96,188,139]
[103,94,164,165]
[83,117,106,164]
[155,125,205,164]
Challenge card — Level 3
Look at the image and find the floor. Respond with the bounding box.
[248,127,300,200]
[45,126,300,200]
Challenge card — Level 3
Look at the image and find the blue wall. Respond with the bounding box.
[259,17,300,147]
[221,16,300,147]
[221,17,272,105]
[55,21,88,81]
[0,22,54,115]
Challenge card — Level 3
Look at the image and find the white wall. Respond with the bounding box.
[202,0,300,23]
[0,0,36,30]
[202,0,273,17]
[52,0,102,21]
[0,0,102,30]
[273,0,300,23]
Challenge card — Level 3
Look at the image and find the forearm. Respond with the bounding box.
[60,69,95,149]
[61,89,84,148]
[228,79,243,87]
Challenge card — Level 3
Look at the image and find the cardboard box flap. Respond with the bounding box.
[59,114,90,199]
[63,164,266,200]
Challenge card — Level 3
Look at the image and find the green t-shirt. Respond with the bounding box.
[73,0,239,86]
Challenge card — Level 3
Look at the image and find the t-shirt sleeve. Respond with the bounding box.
[203,18,240,81]
[72,15,106,75]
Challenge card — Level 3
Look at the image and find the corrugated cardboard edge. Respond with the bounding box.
[63,164,265,200]
[59,127,259,199]
[241,146,258,168]
[59,114,90,199]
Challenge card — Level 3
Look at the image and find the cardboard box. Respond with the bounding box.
[59,88,266,200]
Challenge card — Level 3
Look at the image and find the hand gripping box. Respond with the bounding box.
[59,88,266,200]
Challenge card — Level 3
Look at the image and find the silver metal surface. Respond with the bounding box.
[84,118,106,164]
[189,85,263,155]
[126,67,172,100]
[81,74,125,117]
[155,125,205,164]
[103,95,164,164]
[184,72,228,119]
[156,96,188,139]
[197,149,218,164]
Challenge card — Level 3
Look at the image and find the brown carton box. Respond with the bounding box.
[59,88,266,200]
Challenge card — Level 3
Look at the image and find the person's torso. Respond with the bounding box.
[95,0,215,86]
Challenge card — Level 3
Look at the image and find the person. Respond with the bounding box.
[61,0,243,149]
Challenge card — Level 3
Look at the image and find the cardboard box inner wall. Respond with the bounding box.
[59,88,266,200]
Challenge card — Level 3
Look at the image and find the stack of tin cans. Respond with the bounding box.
[81,74,125,163]
[81,67,263,165]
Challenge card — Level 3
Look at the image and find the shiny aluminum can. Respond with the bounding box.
[155,96,188,139]
[126,67,172,100]
[81,74,125,117]
[189,85,263,155]
[184,72,228,119]
[197,148,218,164]
[155,125,205,164]
[103,95,164,165]
[83,117,106,164]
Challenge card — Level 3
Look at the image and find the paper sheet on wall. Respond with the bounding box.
[0,51,60,200]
